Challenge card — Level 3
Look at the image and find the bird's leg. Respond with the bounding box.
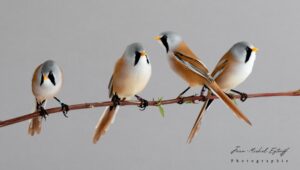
[36,100,48,120]
[40,100,46,105]
[230,89,248,102]
[177,86,191,97]
[54,97,69,117]
[135,95,149,111]
[176,86,191,104]
[226,93,234,99]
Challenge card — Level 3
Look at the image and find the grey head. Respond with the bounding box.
[155,31,183,53]
[123,42,149,66]
[40,60,61,86]
[230,41,259,63]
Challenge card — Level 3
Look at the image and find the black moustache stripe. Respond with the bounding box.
[134,51,141,66]
[161,35,169,53]
[245,47,252,63]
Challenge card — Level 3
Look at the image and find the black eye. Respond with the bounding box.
[246,46,252,51]
[48,71,56,86]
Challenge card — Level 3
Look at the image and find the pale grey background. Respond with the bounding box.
[0,0,299,170]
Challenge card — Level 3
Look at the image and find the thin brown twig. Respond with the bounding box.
[1,90,300,128]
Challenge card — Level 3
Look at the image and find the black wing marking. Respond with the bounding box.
[40,74,44,86]
[173,51,212,82]
[108,75,114,98]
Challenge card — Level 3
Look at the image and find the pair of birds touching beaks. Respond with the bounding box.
[28,31,259,144]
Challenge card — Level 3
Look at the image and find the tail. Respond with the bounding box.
[207,81,252,126]
[187,91,212,144]
[28,101,44,136]
[28,114,42,136]
[93,106,119,144]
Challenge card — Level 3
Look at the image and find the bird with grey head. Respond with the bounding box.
[187,41,258,143]
[155,31,252,143]
[28,60,69,136]
[93,42,151,143]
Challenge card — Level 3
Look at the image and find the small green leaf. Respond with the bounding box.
[158,105,165,118]
[232,98,238,105]
[184,100,193,104]
[157,97,163,102]
[156,97,165,118]
[227,93,238,105]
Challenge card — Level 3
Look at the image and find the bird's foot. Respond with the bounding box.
[112,94,121,107]
[135,95,149,111]
[230,89,248,102]
[176,96,184,104]
[60,103,69,118]
[239,93,248,102]
[39,107,48,120]
[54,97,70,117]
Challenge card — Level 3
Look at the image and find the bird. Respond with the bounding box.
[28,60,69,136]
[187,41,258,143]
[93,42,152,144]
[154,31,252,139]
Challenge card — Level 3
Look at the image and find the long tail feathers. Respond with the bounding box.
[93,106,119,144]
[28,101,44,136]
[28,116,41,136]
[187,95,211,143]
[208,81,252,126]
[188,81,251,143]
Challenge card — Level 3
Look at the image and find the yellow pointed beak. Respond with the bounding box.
[140,50,147,57]
[251,47,259,52]
[43,74,49,81]
[154,36,161,41]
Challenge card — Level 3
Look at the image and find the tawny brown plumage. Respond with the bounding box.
[170,42,251,128]
[93,43,151,143]
[156,32,251,143]
[28,64,43,136]
[187,55,231,143]
[93,58,125,143]
[93,106,118,143]
[108,58,125,97]
[187,42,257,143]
[169,42,209,87]
[28,116,41,136]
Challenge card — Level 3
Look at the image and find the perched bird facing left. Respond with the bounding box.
[93,43,152,144]
[28,60,69,136]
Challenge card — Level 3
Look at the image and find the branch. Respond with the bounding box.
[1,90,300,128]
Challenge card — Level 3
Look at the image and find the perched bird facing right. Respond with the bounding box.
[155,31,252,140]
[93,43,152,144]
[187,41,258,143]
